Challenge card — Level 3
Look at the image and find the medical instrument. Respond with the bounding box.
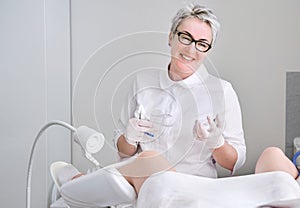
[126,112,174,144]
[137,104,145,120]
[136,104,155,138]
[125,111,174,145]
[125,118,152,146]
[26,120,105,208]
[129,86,178,140]
[144,132,154,137]
[145,112,174,142]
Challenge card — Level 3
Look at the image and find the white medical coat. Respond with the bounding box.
[114,64,246,178]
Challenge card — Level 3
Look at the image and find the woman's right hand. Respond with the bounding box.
[125,118,153,146]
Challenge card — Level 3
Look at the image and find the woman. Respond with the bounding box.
[115,4,245,178]
[114,1,299,195]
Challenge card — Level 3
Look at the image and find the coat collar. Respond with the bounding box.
[160,64,209,89]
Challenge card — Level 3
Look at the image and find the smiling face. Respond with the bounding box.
[169,17,213,80]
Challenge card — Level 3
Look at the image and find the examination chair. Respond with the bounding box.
[50,160,300,208]
[50,161,136,208]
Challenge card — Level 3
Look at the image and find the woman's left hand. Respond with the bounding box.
[193,115,225,150]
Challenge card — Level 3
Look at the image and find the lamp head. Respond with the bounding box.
[73,126,105,165]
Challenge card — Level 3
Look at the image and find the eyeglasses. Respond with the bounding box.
[176,31,212,53]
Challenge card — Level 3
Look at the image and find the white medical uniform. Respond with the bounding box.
[114,64,246,178]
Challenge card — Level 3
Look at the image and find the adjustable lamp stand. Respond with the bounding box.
[25,120,105,208]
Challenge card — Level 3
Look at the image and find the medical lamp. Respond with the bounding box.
[26,120,105,208]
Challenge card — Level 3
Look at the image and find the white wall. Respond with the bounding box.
[71,0,184,171]
[212,0,300,174]
[0,0,71,207]
[71,0,300,175]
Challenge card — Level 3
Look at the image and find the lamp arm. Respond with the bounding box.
[26,120,76,208]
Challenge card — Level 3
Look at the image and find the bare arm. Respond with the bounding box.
[212,142,237,171]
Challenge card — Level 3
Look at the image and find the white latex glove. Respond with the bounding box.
[125,118,153,146]
[193,115,225,150]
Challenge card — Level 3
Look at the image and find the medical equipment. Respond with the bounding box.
[50,157,139,208]
[137,105,155,138]
[292,137,300,174]
[50,166,300,208]
[294,137,300,154]
[136,171,300,208]
[57,163,136,207]
[26,120,105,208]
[132,107,175,143]
[125,118,153,146]
[125,112,175,145]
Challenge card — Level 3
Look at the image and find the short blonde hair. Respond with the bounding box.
[170,4,220,45]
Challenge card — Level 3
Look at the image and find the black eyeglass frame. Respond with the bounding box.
[175,30,212,53]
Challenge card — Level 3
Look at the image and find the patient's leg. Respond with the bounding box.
[255,147,298,179]
[118,151,176,194]
[59,151,175,194]
[58,151,175,207]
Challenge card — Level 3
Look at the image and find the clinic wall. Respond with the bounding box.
[71,0,300,175]
[212,1,300,174]
[0,0,71,207]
